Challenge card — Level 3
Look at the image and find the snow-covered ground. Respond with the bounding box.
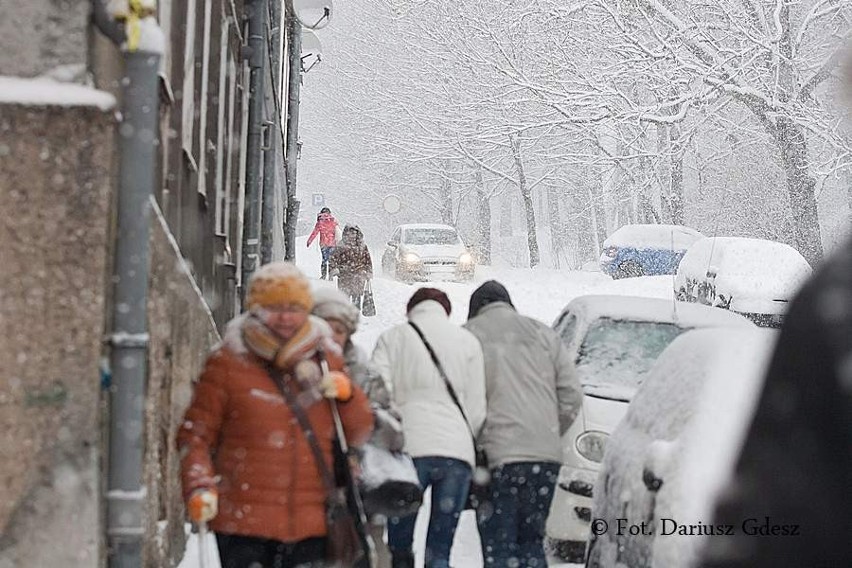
[176,238,673,567]
[180,512,584,568]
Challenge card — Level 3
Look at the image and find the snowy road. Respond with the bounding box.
[177,239,673,567]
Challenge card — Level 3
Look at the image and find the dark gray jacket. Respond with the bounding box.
[464,302,582,467]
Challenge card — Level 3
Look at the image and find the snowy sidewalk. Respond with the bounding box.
[178,509,582,567]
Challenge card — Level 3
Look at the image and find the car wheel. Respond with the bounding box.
[394,264,411,284]
[616,260,644,279]
[545,537,586,564]
[382,254,393,276]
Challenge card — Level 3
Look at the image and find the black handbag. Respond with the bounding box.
[267,365,368,567]
[408,322,490,510]
[358,444,423,517]
[361,280,376,317]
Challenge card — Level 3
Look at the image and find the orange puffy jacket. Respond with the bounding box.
[177,345,374,543]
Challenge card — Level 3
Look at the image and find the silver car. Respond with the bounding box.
[381,223,475,282]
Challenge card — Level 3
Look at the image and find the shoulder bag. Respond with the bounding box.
[266,365,367,567]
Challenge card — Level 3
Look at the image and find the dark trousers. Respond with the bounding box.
[216,533,327,568]
[477,461,560,568]
[388,456,472,568]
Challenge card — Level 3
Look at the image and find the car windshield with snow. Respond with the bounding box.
[577,319,684,402]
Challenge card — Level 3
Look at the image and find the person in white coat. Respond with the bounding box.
[371,288,486,568]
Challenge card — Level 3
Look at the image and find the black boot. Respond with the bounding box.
[390,550,415,568]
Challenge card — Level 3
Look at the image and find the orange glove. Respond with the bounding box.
[321,371,353,401]
[187,489,218,524]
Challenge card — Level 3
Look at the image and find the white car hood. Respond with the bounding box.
[582,393,629,434]
[402,243,466,258]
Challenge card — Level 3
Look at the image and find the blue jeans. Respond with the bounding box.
[477,462,560,567]
[320,246,335,279]
[388,456,472,568]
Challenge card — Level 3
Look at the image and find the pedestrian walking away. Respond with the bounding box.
[177,262,375,568]
[464,280,583,568]
[371,288,486,568]
[307,207,340,280]
[330,225,373,308]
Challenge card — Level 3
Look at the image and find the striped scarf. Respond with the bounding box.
[242,313,334,407]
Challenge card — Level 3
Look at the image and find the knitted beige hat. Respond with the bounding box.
[311,286,360,333]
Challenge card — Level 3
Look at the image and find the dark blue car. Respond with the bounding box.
[599,224,704,279]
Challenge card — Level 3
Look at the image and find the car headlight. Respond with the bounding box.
[403,253,420,264]
[602,246,618,259]
[576,431,608,463]
[459,252,474,265]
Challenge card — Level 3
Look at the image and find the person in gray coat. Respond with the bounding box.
[464,280,583,568]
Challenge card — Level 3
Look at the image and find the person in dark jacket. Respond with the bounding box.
[464,280,583,567]
[330,225,373,307]
[699,237,852,568]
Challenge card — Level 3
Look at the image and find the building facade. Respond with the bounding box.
[0,0,291,565]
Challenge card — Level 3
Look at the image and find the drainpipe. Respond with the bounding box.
[261,0,283,264]
[283,13,302,261]
[241,0,268,298]
[91,1,164,567]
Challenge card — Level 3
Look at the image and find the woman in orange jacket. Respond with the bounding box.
[177,262,374,567]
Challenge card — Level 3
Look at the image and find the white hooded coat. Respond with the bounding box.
[370,300,486,468]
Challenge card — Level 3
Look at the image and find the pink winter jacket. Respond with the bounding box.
[307,213,338,247]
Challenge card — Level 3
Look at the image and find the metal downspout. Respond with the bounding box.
[241,0,268,299]
[91,1,164,566]
[283,14,302,261]
[261,0,283,264]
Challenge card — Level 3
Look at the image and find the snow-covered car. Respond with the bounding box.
[544,295,754,563]
[600,224,705,279]
[674,237,811,327]
[586,327,776,568]
[380,223,475,282]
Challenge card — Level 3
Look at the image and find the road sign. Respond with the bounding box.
[312,193,325,207]
[383,194,401,214]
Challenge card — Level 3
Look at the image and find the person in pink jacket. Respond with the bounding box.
[306,207,339,280]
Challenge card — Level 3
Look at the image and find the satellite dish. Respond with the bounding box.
[292,0,333,30]
[301,29,323,73]
[383,195,402,214]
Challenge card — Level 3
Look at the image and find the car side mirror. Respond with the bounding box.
[643,439,672,493]
[642,467,663,492]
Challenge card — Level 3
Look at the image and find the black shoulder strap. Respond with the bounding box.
[408,322,476,441]
[265,364,337,494]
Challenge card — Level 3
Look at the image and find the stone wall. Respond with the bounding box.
[0,0,90,78]
[0,97,221,567]
[143,203,220,567]
[0,101,114,566]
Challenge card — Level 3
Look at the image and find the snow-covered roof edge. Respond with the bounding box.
[0,76,116,111]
